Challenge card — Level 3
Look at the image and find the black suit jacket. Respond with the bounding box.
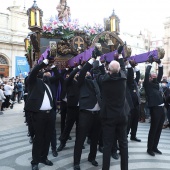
[127,67,141,105]
[24,76,28,94]
[97,58,130,118]
[24,62,60,112]
[126,87,134,111]
[59,68,72,101]
[143,65,163,107]
[65,67,80,107]
[78,62,99,110]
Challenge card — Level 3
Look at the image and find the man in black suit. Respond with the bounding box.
[57,66,81,151]
[73,58,103,170]
[127,61,141,142]
[49,66,62,158]
[59,70,69,138]
[97,46,129,170]
[25,57,60,170]
[143,58,165,156]
[24,75,35,144]
[161,79,170,128]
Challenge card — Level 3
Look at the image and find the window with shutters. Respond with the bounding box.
[0,55,8,65]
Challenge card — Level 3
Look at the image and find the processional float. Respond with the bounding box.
[25,0,165,70]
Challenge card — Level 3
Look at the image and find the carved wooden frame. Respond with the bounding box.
[91,31,124,47]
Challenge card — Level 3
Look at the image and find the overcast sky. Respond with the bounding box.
[2,0,170,37]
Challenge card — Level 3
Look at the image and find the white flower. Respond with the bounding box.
[57,22,64,27]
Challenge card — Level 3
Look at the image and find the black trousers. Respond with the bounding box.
[74,110,101,165]
[139,103,146,120]
[31,110,53,165]
[102,115,128,170]
[167,106,170,125]
[127,105,140,138]
[27,112,34,138]
[112,133,118,154]
[60,101,67,134]
[98,130,103,147]
[147,106,165,151]
[1,101,5,111]
[4,95,10,108]
[60,106,79,143]
[17,91,22,103]
[51,110,57,151]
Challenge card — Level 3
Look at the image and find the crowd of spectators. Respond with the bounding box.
[0,76,24,114]
[138,77,170,129]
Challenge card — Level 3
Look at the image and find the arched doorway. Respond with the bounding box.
[0,55,9,77]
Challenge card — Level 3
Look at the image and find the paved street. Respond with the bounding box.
[0,102,170,170]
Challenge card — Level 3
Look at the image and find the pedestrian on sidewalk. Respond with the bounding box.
[0,84,6,114]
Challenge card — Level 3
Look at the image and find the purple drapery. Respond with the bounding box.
[39,46,159,66]
[38,46,121,66]
[38,47,95,67]
[100,50,118,62]
[38,47,50,63]
[100,49,159,63]
[128,50,158,63]
[67,47,95,67]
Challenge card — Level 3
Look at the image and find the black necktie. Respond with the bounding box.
[44,83,54,108]
[92,79,102,108]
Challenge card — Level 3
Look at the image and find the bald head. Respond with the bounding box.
[43,72,51,77]
[108,60,120,74]
[149,72,157,81]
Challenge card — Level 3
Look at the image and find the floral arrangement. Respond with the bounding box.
[42,15,104,40]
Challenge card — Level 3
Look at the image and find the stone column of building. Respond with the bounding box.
[163,17,170,78]
[0,3,29,77]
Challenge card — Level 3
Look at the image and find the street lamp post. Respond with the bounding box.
[24,35,33,68]
[110,9,120,35]
[109,9,120,51]
[24,36,30,52]
[27,0,43,32]
[27,0,43,67]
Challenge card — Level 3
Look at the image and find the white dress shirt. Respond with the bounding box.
[39,83,53,111]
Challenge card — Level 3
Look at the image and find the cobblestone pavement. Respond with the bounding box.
[0,102,170,170]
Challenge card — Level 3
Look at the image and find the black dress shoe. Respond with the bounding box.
[153,148,162,154]
[98,146,103,153]
[74,164,80,170]
[57,143,66,152]
[111,152,119,160]
[52,150,58,157]
[130,137,141,142]
[32,164,39,170]
[147,149,155,156]
[88,159,98,166]
[40,159,53,166]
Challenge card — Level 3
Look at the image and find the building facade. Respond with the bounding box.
[163,17,170,77]
[119,30,151,75]
[0,4,29,78]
